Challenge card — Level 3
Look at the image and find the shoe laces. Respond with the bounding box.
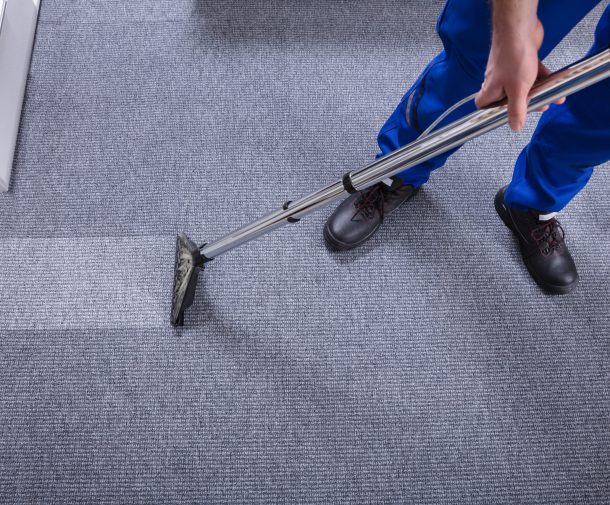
[353,185,385,220]
[530,218,565,256]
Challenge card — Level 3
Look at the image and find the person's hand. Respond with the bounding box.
[475,18,565,131]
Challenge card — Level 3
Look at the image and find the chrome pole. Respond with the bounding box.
[200,48,610,260]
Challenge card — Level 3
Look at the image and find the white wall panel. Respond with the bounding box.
[0,0,39,192]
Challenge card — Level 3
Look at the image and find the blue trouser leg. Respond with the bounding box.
[504,6,610,213]
[378,0,603,189]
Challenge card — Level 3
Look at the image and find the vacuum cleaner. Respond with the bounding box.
[171,48,610,326]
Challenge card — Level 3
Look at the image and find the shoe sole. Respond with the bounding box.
[494,190,579,295]
[323,187,421,251]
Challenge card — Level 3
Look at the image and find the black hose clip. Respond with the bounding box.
[342,172,358,194]
[282,201,301,223]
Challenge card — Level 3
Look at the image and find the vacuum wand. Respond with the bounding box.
[171,48,610,326]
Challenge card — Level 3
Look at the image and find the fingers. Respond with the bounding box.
[537,61,552,79]
[475,80,505,109]
[477,79,529,131]
[535,67,550,112]
[506,84,529,132]
[537,61,566,106]
[535,98,565,113]
[476,60,567,130]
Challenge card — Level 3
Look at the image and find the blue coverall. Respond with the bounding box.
[378,0,610,213]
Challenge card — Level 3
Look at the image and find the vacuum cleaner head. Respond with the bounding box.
[171,232,207,326]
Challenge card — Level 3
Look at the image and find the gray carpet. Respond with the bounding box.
[1,0,610,503]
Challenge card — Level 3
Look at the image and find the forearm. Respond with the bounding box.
[491,0,539,43]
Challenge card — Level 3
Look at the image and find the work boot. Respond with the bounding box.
[494,186,579,294]
[324,177,419,250]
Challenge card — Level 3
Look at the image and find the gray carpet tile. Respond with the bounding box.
[1,0,609,503]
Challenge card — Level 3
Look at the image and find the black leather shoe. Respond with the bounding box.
[324,177,419,251]
[494,186,579,294]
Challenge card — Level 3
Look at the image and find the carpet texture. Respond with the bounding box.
[1,0,610,503]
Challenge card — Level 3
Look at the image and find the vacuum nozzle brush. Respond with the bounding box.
[171,232,207,327]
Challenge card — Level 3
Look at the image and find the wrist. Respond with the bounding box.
[491,31,537,54]
[493,18,537,38]
[491,20,543,53]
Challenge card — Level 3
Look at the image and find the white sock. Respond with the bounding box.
[538,212,557,222]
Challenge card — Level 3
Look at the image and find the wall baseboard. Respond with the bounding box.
[0,0,40,192]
